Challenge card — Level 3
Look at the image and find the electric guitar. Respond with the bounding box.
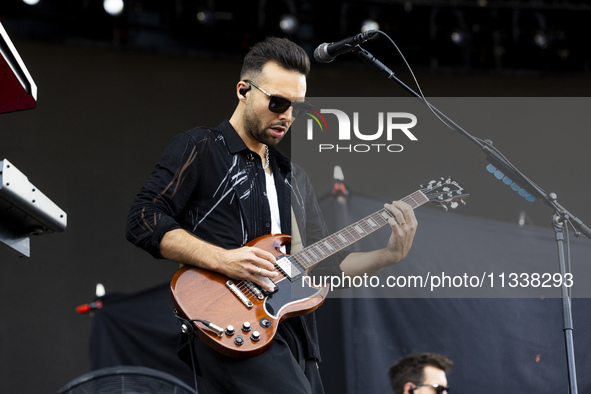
[170,177,468,358]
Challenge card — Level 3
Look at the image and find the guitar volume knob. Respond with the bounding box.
[225,325,235,336]
[242,321,251,332]
[251,331,261,342]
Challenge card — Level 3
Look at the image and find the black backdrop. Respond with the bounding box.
[315,191,591,393]
[1,38,591,393]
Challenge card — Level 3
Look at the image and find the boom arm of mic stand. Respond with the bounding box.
[353,46,484,148]
[353,46,591,241]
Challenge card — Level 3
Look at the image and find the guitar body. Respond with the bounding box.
[170,234,329,358]
[170,177,468,358]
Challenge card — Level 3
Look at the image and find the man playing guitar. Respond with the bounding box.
[126,36,417,394]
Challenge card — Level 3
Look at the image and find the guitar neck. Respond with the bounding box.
[293,190,429,270]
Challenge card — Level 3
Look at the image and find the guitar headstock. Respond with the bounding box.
[420,177,469,211]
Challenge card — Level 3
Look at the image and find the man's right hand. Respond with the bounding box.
[160,229,278,292]
[216,246,279,292]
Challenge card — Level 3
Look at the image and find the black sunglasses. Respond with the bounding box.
[411,383,450,394]
[243,80,307,117]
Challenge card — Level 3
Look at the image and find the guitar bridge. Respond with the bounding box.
[226,280,253,309]
[244,280,265,300]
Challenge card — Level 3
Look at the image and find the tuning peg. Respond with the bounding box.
[420,184,425,188]
[450,202,459,209]
[461,200,467,206]
[441,205,449,212]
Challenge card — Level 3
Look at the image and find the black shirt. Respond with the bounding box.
[126,120,344,359]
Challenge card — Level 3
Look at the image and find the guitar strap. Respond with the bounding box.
[290,207,303,254]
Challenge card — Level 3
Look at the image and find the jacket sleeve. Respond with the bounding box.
[125,132,201,258]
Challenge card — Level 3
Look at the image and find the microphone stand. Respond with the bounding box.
[351,45,587,393]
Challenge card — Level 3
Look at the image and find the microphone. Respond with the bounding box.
[314,30,378,63]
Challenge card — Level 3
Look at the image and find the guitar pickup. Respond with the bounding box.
[275,256,302,281]
[254,275,277,296]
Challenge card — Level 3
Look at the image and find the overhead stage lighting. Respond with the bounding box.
[279,14,298,34]
[104,0,124,17]
[361,19,379,33]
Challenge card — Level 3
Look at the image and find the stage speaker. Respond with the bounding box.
[56,365,196,394]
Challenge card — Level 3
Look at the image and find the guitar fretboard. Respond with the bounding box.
[293,190,428,270]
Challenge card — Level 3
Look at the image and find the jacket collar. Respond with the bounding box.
[218,119,248,154]
[218,119,291,173]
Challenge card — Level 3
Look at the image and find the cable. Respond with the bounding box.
[173,313,200,394]
[375,30,465,138]
[373,30,545,201]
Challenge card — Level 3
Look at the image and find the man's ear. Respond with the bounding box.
[404,382,416,394]
[238,81,251,98]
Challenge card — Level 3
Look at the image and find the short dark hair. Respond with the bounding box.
[388,353,453,394]
[240,37,310,80]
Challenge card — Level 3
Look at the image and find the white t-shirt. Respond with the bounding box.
[265,172,282,235]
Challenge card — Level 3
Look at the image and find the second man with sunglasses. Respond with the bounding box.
[389,353,453,394]
[126,37,418,394]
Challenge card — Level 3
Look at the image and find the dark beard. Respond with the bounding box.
[243,105,286,146]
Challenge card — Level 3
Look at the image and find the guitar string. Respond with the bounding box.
[235,263,285,300]
[293,191,430,270]
[295,199,410,266]
[234,186,454,289]
[307,183,464,264]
